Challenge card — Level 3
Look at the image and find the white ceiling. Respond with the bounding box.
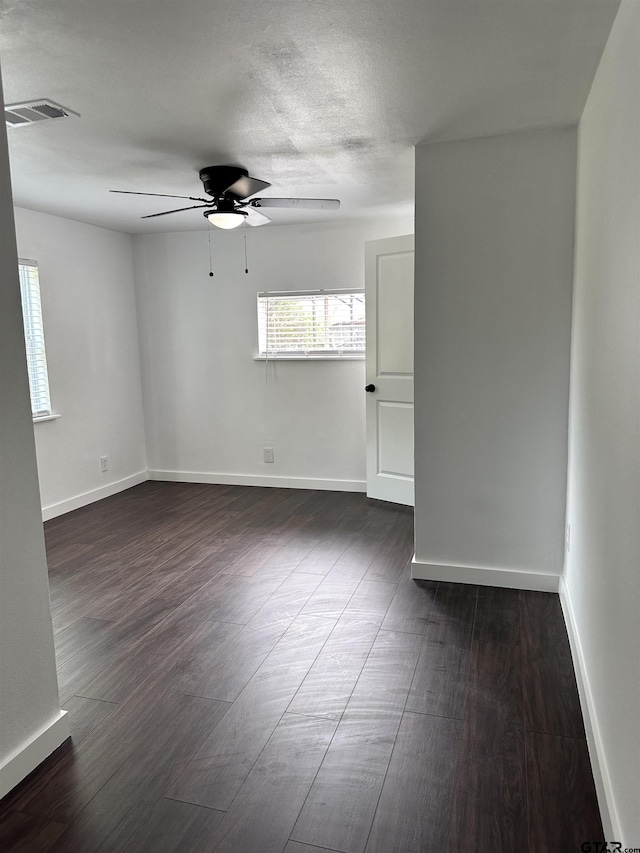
[0,0,619,234]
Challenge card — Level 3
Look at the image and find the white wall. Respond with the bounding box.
[13,208,147,518]
[563,0,640,843]
[413,127,577,589]
[133,218,412,490]
[0,72,68,799]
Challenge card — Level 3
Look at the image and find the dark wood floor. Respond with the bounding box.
[0,482,603,852]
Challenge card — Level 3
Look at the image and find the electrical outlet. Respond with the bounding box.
[263,447,274,463]
[100,455,108,473]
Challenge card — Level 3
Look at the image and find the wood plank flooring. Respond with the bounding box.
[0,482,603,852]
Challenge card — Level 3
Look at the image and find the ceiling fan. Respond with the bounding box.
[111,165,340,229]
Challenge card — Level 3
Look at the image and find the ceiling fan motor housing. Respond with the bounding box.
[199,165,248,198]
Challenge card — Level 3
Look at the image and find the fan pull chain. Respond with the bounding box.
[207,223,214,276]
[243,227,249,274]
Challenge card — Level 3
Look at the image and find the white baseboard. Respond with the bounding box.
[559,577,620,843]
[41,471,148,521]
[148,469,367,493]
[0,711,70,800]
[410,557,560,592]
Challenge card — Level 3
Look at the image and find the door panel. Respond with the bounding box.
[377,402,414,478]
[365,235,414,506]
[377,253,414,376]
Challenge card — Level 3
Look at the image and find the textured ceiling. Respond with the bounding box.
[0,0,619,233]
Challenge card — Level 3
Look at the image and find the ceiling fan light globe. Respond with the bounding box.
[205,210,247,229]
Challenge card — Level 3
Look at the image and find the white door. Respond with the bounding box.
[365,235,414,506]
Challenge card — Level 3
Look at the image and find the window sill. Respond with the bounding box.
[253,355,365,362]
[33,413,61,423]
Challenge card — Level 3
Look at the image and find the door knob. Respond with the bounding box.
[365,384,376,392]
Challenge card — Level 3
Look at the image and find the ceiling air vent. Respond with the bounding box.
[5,99,79,128]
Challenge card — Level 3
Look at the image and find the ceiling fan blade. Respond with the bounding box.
[111,190,209,202]
[141,204,209,219]
[250,197,340,210]
[246,208,271,227]
[225,176,271,199]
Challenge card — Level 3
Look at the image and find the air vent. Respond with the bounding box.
[5,99,79,128]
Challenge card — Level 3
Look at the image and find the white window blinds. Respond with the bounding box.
[257,289,365,358]
[18,260,52,418]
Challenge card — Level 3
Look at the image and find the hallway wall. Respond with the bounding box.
[563,0,640,842]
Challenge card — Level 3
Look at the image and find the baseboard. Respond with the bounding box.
[148,469,367,493]
[41,471,148,521]
[0,711,70,800]
[559,577,621,843]
[410,557,560,592]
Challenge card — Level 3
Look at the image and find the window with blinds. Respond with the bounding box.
[18,259,52,418]
[257,289,365,358]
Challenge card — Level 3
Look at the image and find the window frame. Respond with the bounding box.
[17,258,54,420]
[256,288,366,361]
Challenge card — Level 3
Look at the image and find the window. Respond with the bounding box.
[18,259,52,418]
[257,289,365,358]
